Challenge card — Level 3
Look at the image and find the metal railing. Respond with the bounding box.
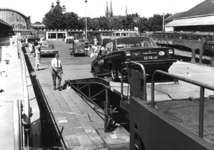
[17,40,30,148]
[151,70,214,138]
[13,99,23,150]
[121,61,147,101]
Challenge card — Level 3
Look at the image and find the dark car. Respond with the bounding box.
[91,36,176,81]
[69,42,85,56]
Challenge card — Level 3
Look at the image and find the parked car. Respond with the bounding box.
[91,36,177,81]
[69,42,85,56]
[40,41,58,56]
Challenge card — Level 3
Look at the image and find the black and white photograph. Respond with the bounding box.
[0,0,213,149]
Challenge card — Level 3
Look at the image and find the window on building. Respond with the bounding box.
[48,33,56,39]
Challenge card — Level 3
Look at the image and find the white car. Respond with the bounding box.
[40,41,58,56]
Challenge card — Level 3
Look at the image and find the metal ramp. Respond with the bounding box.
[64,77,129,132]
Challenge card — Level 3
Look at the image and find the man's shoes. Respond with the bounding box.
[58,87,62,91]
[53,87,56,90]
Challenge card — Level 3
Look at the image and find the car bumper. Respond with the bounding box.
[123,59,177,73]
[41,51,58,56]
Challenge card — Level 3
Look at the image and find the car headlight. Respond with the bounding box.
[169,49,174,54]
[126,51,131,57]
[159,51,165,56]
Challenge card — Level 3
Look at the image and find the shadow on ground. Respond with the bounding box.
[22,47,67,149]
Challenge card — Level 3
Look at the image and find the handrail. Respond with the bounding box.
[13,99,22,150]
[151,70,214,138]
[121,61,147,101]
[18,40,30,147]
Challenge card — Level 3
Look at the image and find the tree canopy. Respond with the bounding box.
[42,10,171,31]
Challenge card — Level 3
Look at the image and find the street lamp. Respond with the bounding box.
[85,0,88,40]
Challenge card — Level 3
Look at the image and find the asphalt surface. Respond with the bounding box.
[27,40,96,148]
[36,41,94,81]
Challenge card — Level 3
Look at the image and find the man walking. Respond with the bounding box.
[51,54,63,91]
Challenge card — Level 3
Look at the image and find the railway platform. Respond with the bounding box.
[27,54,129,149]
[0,45,21,150]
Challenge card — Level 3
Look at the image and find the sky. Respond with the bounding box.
[1,0,205,23]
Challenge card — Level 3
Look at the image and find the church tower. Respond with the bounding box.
[126,3,128,15]
[105,0,109,18]
[109,0,113,18]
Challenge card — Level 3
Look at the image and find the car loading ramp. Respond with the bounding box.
[64,61,214,149]
[35,77,130,149]
[26,39,214,149]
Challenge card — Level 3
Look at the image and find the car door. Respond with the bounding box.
[92,50,104,75]
[103,41,114,73]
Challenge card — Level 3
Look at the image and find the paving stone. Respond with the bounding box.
[65,135,80,147]
[77,135,92,145]
[75,127,86,136]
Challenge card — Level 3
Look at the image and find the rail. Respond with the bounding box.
[64,78,111,132]
[121,61,147,101]
[13,99,23,150]
[151,70,214,138]
[18,40,30,147]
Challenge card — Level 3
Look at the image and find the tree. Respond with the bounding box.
[136,17,149,32]
[147,14,163,31]
[64,12,80,29]
[43,9,65,29]
[98,17,110,30]
[109,18,123,29]
[122,14,134,29]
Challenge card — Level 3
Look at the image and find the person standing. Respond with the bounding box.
[51,54,63,91]
[35,44,41,71]
[28,42,34,57]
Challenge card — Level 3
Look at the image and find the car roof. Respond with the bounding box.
[106,36,150,42]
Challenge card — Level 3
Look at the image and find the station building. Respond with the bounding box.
[165,0,214,32]
[0,8,31,35]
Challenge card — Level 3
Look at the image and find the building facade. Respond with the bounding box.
[165,0,214,32]
[0,8,31,30]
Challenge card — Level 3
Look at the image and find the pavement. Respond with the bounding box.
[27,48,130,149]
[0,41,40,149]
[0,44,22,150]
[2,39,214,149]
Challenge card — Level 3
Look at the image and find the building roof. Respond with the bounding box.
[165,14,214,27]
[177,0,214,19]
[0,18,11,27]
[31,23,46,27]
[165,0,214,27]
[165,12,184,22]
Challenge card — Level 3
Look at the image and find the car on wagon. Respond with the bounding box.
[91,36,177,81]
[40,41,58,56]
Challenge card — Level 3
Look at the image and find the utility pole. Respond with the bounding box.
[162,13,165,31]
[85,0,88,40]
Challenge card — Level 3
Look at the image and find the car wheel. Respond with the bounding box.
[110,66,119,81]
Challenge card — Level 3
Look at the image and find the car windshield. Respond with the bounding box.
[116,37,158,50]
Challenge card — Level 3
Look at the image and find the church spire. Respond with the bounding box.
[109,0,113,17]
[105,0,109,18]
[126,3,128,15]
[56,0,60,5]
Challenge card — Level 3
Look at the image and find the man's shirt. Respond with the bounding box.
[51,58,62,71]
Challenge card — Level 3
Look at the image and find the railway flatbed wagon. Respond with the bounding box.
[63,61,214,149]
